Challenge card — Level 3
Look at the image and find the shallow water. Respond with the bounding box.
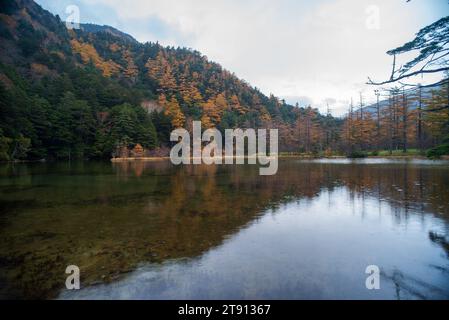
[0,159,448,299]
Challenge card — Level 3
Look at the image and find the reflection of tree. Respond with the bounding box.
[339,164,449,219]
[0,161,448,299]
[383,268,449,300]
[429,231,449,257]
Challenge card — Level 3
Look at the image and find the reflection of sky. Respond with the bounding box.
[36,0,448,116]
[60,186,449,300]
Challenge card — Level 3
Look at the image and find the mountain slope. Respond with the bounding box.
[79,23,138,44]
[0,0,335,160]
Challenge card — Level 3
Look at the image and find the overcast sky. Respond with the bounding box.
[36,0,448,116]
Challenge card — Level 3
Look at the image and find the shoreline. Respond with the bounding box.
[1,155,446,164]
[110,154,448,162]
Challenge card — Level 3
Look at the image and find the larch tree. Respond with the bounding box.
[230,94,246,115]
[165,96,185,128]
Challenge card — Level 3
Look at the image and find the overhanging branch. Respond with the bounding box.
[367,67,449,85]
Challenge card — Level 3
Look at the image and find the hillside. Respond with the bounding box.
[78,23,138,44]
[0,0,340,161]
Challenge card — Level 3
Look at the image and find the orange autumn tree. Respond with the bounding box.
[70,38,121,77]
[164,96,185,128]
[215,93,228,111]
[179,75,203,106]
[230,94,247,115]
[360,112,377,149]
[122,49,138,81]
[425,85,449,143]
[201,96,224,128]
[295,107,323,153]
[146,51,177,94]
[159,65,178,94]
[201,113,214,129]
[341,103,359,153]
[158,93,168,109]
[260,107,272,124]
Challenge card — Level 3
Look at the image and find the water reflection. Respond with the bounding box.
[0,159,448,299]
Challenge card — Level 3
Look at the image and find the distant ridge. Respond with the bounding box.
[361,85,442,115]
[79,23,138,44]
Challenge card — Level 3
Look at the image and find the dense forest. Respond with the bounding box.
[0,0,448,161]
[340,82,449,158]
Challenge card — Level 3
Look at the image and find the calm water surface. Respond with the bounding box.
[0,159,448,299]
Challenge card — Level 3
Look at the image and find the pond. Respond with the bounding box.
[0,159,448,299]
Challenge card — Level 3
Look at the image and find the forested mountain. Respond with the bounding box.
[0,0,339,161]
[0,0,447,161]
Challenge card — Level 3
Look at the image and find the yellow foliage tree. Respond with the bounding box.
[215,92,228,110]
[230,94,246,114]
[145,51,177,94]
[179,73,203,106]
[165,96,185,128]
[201,97,222,127]
[70,39,121,77]
[123,49,138,80]
[158,93,168,109]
